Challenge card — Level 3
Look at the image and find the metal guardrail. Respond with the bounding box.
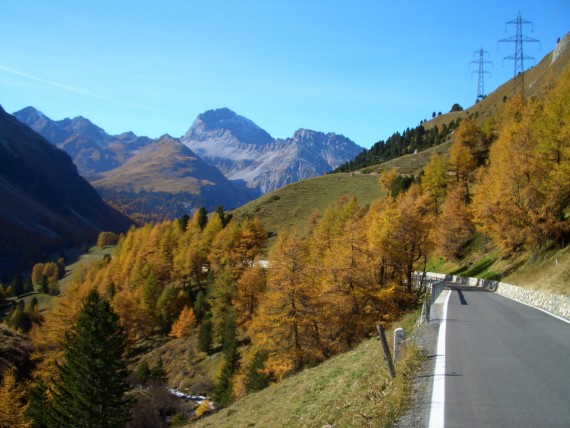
[431,280,445,305]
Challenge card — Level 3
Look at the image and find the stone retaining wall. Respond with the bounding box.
[424,272,570,321]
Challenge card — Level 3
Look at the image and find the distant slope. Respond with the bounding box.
[232,173,385,238]
[93,136,252,222]
[0,105,132,279]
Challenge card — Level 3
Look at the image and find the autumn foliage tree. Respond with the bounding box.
[169,305,197,338]
[472,75,570,254]
[0,368,31,428]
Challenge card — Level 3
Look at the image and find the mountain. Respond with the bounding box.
[13,108,252,221]
[13,107,153,180]
[182,108,364,194]
[0,105,132,279]
[92,135,252,222]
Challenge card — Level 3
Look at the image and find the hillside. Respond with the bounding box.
[187,313,421,428]
[13,107,154,180]
[92,135,251,222]
[337,32,570,175]
[0,105,132,279]
[231,173,385,238]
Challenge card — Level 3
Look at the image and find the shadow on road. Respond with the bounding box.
[446,284,494,306]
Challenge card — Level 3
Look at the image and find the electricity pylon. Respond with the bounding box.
[499,11,540,98]
[470,48,492,102]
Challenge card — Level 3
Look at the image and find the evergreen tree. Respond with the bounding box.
[193,290,207,322]
[47,289,132,428]
[245,350,274,393]
[11,274,24,297]
[24,276,34,294]
[198,317,213,355]
[197,207,208,230]
[135,361,151,385]
[26,381,48,428]
[213,316,239,408]
[150,357,167,383]
[178,214,190,231]
[38,275,48,294]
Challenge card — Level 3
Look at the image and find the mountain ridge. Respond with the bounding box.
[182,108,364,193]
[14,106,362,217]
[0,105,132,279]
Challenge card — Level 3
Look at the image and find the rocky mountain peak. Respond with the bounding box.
[185,107,273,145]
[11,106,47,123]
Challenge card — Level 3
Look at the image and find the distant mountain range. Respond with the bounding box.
[13,106,154,181]
[0,105,132,279]
[182,108,363,194]
[14,107,363,220]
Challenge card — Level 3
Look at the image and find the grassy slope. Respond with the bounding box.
[188,312,421,428]
[232,173,386,238]
[9,245,114,314]
[428,240,570,296]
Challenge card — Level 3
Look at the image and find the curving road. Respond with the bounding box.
[429,285,570,428]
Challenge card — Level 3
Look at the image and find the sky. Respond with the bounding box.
[0,1,568,149]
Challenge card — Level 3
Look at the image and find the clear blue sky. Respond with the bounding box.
[1,1,568,149]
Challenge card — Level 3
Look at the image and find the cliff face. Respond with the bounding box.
[182,108,363,194]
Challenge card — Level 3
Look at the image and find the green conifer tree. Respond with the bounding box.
[198,317,213,355]
[11,274,24,297]
[197,207,208,230]
[47,289,132,428]
[213,315,239,408]
[245,350,274,393]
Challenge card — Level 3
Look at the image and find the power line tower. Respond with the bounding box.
[470,48,492,102]
[499,11,540,98]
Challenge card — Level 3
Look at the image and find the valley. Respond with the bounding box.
[0,20,568,428]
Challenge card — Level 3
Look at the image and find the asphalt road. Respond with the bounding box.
[435,285,570,428]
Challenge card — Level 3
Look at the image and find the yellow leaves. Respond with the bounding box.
[422,154,448,214]
[379,168,399,196]
[471,73,570,253]
[436,186,474,259]
[169,306,197,338]
[234,265,266,326]
[30,281,89,382]
[0,369,31,428]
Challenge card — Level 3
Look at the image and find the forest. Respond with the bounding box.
[1,68,568,427]
[334,113,461,173]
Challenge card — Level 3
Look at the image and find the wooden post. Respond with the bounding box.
[377,323,395,378]
[424,289,430,323]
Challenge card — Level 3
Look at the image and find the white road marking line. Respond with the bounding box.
[429,289,451,428]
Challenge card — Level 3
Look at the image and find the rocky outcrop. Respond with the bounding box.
[182,108,363,194]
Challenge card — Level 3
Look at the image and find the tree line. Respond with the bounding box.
[334,116,461,173]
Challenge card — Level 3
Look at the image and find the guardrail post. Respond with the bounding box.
[424,290,430,322]
[377,323,396,378]
[394,328,406,361]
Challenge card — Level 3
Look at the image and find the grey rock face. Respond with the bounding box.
[182,108,363,194]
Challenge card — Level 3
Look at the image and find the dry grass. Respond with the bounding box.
[429,238,570,296]
[232,173,385,239]
[361,141,452,176]
[501,246,570,296]
[187,312,422,428]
